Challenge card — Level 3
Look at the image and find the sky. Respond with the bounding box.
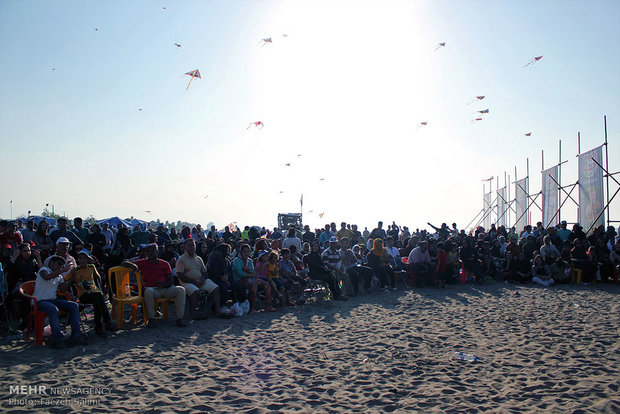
[0,0,619,231]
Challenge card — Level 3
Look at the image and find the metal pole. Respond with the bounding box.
[577,132,580,223]
[9,200,12,220]
[508,173,511,227]
[559,139,562,224]
[604,115,610,228]
[526,158,530,226]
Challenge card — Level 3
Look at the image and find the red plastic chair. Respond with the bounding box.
[401,257,415,287]
[19,281,45,346]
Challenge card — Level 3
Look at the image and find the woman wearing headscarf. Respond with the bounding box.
[366,238,396,290]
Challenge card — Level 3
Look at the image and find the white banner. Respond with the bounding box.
[483,192,492,231]
[497,187,507,228]
[515,177,529,232]
[542,166,559,227]
[579,145,604,233]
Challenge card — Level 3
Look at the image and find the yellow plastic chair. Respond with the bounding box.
[108,266,146,328]
[154,297,177,319]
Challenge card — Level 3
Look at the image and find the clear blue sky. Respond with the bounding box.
[1,0,619,230]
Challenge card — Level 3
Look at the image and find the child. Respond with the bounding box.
[253,252,277,312]
[33,256,86,349]
[435,242,447,288]
[268,252,295,307]
[64,250,116,337]
[279,248,307,294]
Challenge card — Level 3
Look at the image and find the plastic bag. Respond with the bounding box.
[239,299,250,314]
[230,302,243,317]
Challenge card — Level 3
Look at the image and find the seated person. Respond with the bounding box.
[531,255,554,287]
[509,252,532,283]
[33,256,86,349]
[540,236,560,265]
[407,241,434,286]
[322,237,353,296]
[175,239,224,319]
[339,238,372,294]
[63,249,116,336]
[279,248,308,296]
[207,243,233,305]
[367,238,396,290]
[232,244,274,313]
[255,251,277,311]
[122,244,187,327]
[267,251,295,307]
[303,241,347,301]
[550,257,571,284]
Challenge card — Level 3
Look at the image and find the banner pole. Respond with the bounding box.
[559,139,562,224]
[604,115,610,228]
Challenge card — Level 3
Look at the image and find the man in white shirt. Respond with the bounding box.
[33,256,86,348]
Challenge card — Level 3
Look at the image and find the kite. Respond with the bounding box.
[94,28,98,31]
[523,56,543,68]
[481,176,493,182]
[319,178,325,181]
[434,42,445,51]
[284,163,291,167]
[162,7,166,10]
[174,43,182,48]
[477,109,489,114]
[247,121,264,129]
[525,132,532,137]
[417,122,428,129]
[185,69,201,90]
[52,68,55,71]
[282,34,288,38]
[139,108,142,111]
[297,154,302,157]
[471,118,483,123]
[204,195,208,199]
[261,38,272,47]
[319,213,325,218]
[144,210,152,214]
[467,96,485,105]
[279,191,284,194]
[309,210,314,213]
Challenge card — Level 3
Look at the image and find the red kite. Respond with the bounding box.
[523,56,543,68]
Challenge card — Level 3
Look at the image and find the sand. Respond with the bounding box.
[1,282,619,413]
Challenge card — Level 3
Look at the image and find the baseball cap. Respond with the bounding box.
[56,237,71,244]
[329,236,338,243]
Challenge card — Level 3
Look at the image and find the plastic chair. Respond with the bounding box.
[401,257,415,288]
[108,266,146,328]
[154,297,177,319]
[19,281,46,345]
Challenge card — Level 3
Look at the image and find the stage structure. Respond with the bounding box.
[467,115,618,235]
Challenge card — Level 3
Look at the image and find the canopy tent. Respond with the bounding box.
[129,218,148,227]
[17,216,57,226]
[97,217,132,228]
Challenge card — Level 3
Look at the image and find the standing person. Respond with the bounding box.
[63,250,116,336]
[303,241,347,301]
[336,222,354,241]
[111,227,133,265]
[101,222,114,255]
[282,228,302,252]
[176,239,225,319]
[72,217,90,244]
[362,227,370,240]
[121,244,187,327]
[154,225,171,246]
[435,242,448,288]
[370,221,387,240]
[169,227,180,241]
[302,225,316,244]
[20,219,36,243]
[49,217,82,247]
[9,243,42,329]
[33,220,53,258]
[86,224,107,264]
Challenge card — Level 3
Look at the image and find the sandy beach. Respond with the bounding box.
[1,282,619,413]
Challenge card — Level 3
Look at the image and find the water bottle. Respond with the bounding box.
[454,352,478,362]
[124,282,130,298]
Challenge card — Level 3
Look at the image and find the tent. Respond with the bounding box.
[17,216,57,226]
[97,217,132,228]
[129,218,148,227]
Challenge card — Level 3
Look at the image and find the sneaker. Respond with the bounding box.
[66,335,88,346]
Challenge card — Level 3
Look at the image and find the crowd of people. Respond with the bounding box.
[1,216,619,349]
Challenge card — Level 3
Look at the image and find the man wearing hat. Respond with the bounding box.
[34,255,86,348]
[122,244,187,327]
[44,237,77,277]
